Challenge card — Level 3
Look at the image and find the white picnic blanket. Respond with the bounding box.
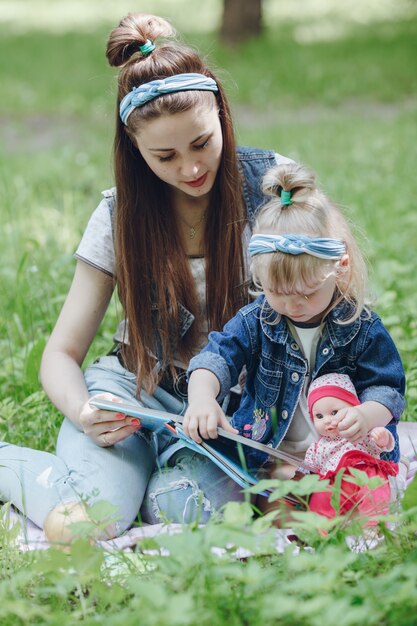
[5,422,417,553]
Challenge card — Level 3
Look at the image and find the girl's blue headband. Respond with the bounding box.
[119,73,219,125]
[249,234,346,260]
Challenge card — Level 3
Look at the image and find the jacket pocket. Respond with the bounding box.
[255,364,282,407]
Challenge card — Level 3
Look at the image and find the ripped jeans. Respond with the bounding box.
[141,447,244,524]
[0,355,244,535]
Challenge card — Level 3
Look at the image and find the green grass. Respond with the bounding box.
[0,4,417,624]
[199,18,417,108]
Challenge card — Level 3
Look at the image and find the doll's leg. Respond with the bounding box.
[141,448,245,524]
[309,473,358,519]
[356,469,392,522]
[308,490,336,519]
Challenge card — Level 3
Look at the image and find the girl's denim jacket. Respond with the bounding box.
[187,296,406,467]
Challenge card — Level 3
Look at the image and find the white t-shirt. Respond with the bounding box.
[278,321,321,461]
[75,193,116,277]
[74,190,252,352]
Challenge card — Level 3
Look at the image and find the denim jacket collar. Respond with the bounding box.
[325,304,362,347]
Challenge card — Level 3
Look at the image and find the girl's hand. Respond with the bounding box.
[332,406,369,443]
[183,398,238,444]
[370,427,391,449]
[80,393,142,447]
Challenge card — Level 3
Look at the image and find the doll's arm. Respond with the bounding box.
[370,426,395,452]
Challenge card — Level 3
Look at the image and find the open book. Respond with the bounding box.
[90,398,305,502]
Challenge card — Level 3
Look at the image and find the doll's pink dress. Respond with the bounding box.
[304,435,398,520]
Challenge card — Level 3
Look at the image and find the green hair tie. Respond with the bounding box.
[139,39,156,56]
[281,190,292,206]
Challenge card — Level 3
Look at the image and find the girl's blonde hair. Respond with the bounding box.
[251,163,369,324]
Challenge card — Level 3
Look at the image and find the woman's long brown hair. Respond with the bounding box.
[107,13,247,393]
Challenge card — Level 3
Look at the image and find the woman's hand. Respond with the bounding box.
[183,397,238,444]
[80,392,142,447]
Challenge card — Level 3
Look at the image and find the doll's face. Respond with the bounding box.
[311,396,352,438]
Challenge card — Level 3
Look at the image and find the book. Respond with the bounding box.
[89,398,304,501]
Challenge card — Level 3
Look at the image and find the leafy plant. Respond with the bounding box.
[0,3,416,624]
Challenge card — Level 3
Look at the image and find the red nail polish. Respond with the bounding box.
[116,413,126,419]
[130,419,141,426]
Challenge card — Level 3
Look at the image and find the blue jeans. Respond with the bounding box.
[0,356,244,534]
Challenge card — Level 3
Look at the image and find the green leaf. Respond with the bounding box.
[343,467,384,488]
[23,337,46,391]
[330,468,344,515]
[402,475,417,511]
[222,500,254,526]
[86,499,119,523]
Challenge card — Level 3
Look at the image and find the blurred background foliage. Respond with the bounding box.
[0,0,416,449]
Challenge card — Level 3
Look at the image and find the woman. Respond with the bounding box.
[0,12,290,543]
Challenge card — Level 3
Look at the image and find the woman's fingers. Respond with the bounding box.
[87,393,126,424]
[82,393,142,444]
[98,422,141,447]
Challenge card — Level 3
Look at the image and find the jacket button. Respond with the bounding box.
[322,347,329,355]
[291,372,299,382]
[282,410,288,419]
[291,342,299,351]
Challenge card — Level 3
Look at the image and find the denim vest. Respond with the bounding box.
[105,147,287,345]
[188,295,406,466]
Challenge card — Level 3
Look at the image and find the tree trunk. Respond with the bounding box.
[220,0,263,45]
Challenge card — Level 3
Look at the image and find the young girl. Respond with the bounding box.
[185,162,406,485]
[305,373,399,521]
[0,12,292,542]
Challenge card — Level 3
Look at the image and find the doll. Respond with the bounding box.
[305,373,399,521]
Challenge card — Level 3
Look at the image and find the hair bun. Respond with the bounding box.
[106,13,175,67]
[262,163,317,201]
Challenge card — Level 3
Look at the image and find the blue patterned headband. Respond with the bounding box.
[119,73,219,125]
[249,234,346,260]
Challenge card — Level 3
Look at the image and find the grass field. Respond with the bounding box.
[0,2,417,624]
